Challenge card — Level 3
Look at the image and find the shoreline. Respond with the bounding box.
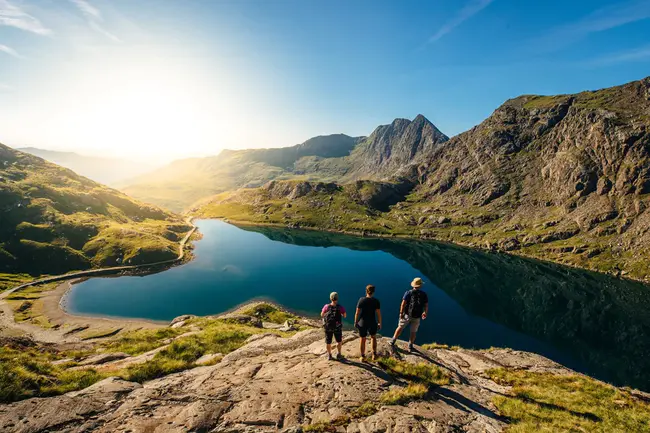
[218,217,650,285]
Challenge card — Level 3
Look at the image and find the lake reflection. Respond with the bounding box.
[67,220,650,391]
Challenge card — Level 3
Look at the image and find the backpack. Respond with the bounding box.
[407,290,425,318]
[323,304,342,331]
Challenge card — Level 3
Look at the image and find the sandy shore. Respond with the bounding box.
[0,280,163,343]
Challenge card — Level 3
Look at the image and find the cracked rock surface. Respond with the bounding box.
[0,329,570,432]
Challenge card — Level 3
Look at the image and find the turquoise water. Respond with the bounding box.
[67,219,650,391]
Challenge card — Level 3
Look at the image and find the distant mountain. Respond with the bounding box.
[196,77,650,281]
[17,147,157,185]
[0,144,191,276]
[121,118,448,212]
[121,134,364,212]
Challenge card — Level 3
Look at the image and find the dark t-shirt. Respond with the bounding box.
[356,296,380,327]
[403,289,428,317]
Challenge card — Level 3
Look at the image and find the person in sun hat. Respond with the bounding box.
[389,277,429,352]
[321,291,347,360]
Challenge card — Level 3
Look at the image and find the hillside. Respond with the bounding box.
[122,117,447,212]
[0,144,192,280]
[1,303,649,432]
[195,77,650,281]
[18,148,157,185]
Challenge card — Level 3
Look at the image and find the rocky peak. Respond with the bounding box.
[344,115,449,181]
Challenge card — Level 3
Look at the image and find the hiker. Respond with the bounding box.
[390,277,428,352]
[354,284,382,362]
[321,291,347,360]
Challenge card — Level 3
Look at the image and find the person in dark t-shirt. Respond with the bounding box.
[354,284,382,362]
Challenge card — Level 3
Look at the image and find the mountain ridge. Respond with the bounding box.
[195,76,650,281]
[17,147,157,185]
[121,118,446,212]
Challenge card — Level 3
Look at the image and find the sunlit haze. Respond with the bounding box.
[1,0,649,161]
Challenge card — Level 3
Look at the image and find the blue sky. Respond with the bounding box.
[0,0,649,161]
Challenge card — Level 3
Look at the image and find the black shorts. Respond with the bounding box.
[325,328,343,344]
[357,322,378,338]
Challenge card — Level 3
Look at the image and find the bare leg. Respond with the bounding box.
[337,341,343,355]
[392,326,404,340]
[371,335,377,355]
[409,331,417,345]
[360,337,366,357]
[326,343,332,356]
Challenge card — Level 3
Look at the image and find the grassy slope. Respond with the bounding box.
[0,143,191,281]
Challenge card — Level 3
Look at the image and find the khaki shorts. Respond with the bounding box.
[397,316,421,333]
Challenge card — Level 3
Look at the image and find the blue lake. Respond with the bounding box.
[66,219,650,391]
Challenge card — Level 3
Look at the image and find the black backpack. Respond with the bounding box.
[407,290,425,318]
[323,304,342,331]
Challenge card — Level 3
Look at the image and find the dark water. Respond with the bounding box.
[66,220,650,391]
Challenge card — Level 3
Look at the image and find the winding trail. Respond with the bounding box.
[0,219,198,342]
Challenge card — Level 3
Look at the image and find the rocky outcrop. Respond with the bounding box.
[0,329,573,433]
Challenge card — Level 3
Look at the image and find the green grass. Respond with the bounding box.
[103,327,184,355]
[0,344,103,403]
[0,273,33,292]
[380,383,429,405]
[242,302,296,324]
[421,342,461,351]
[487,369,650,432]
[377,357,451,386]
[121,319,263,383]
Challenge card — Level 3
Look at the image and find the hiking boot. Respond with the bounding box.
[389,339,396,346]
[371,353,377,361]
[336,353,344,360]
[408,344,415,352]
[359,355,366,363]
[327,353,334,361]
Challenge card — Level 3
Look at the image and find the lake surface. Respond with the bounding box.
[66,219,650,391]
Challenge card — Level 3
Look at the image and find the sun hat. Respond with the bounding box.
[411,277,424,288]
[330,292,339,301]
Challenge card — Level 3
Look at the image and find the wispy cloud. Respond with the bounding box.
[428,0,495,44]
[0,82,12,91]
[586,44,650,66]
[0,0,52,35]
[0,43,21,58]
[540,0,650,49]
[70,0,100,19]
[69,0,120,42]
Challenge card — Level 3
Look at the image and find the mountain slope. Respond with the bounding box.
[196,77,650,281]
[17,147,157,185]
[0,144,192,277]
[120,134,362,212]
[121,117,447,212]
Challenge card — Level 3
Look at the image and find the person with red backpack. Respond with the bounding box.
[321,291,347,360]
[389,277,428,352]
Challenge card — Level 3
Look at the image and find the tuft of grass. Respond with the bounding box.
[242,302,296,324]
[380,383,429,405]
[102,327,183,355]
[350,401,379,418]
[487,368,650,432]
[377,357,451,386]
